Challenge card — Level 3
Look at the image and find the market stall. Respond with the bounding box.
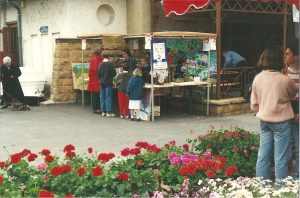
[136,31,217,121]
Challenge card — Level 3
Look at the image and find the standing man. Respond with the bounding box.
[87,47,103,114]
[98,53,116,117]
[0,56,24,109]
[284,44,299,180]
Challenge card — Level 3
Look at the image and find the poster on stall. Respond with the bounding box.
[203,38,210,51]
[209,38,216,50]
[152,41,168,70]
[72,63,90,90]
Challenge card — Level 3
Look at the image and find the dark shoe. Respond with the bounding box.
[131,118,135,121]
[136,118,141,121]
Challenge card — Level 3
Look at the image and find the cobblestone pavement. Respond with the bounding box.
[0,104,259,159]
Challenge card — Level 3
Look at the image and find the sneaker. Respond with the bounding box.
[120,115,124,119]
[106,113,116,117]
[124,115,129,119]
[102,113,106,117]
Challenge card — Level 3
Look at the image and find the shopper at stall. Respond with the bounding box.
[0,56,25,109]
[123,48,137,76]
[174,57,185,79]
[223,50,247,68]
[284,44,299,180]
[116,69,130,119]
[87,47,103,114]
[98,53,116,117]
[251,46,298,180]
[126,68,144,121]
[139,56,151,83]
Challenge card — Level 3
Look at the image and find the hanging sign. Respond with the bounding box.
[203,38,210,51]
[293,5,299,22]
[81,39,86,50]
[145,35,152,49]
[209,38,216,50]
[152,41,168,70]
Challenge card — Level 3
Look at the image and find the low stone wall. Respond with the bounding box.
[51,39,101,102]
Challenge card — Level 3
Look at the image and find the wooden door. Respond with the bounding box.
[3,26,19,65]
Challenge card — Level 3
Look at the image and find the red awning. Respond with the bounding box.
[162,0,299,16]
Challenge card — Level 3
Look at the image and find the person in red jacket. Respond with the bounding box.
[87,47,103,114]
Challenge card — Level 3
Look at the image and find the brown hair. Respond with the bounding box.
[133,68,142,77]
[94,47,103,56]
[257,46,283,72]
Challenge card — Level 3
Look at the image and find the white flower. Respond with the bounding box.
[198,180,202,185]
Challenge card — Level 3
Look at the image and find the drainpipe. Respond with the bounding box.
[6,0,23,67]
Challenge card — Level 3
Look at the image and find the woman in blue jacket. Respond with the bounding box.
[126,68,144,121]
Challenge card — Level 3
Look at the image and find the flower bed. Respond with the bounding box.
[0,127,298,197]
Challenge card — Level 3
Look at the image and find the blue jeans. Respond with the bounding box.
[256,120,292,180]
[100,85,112,113]
[292,122,299,179]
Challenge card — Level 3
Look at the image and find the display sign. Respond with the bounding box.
[81,39,86,50]
[72,63,89,90]
[152,41,168,70]
[102,37,125,47]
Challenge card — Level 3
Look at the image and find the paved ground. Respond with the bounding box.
[0,103,260,160]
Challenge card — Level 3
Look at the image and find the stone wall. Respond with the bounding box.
[51,39,101,102]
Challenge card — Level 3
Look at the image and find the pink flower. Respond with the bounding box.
[153,169,160,174]
[43,175,49,181]
[37,163,48,171]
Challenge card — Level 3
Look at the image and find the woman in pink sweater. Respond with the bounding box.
[251,46,298,180]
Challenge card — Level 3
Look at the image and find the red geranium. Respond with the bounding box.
[76,167,86,175]
[121,148,130,156]
[44,155,54,163]
[130,148,141,155]
[38,189,54,198]
[11,153,22,164]
[182,144,189,151]
[63,144,75,152]
[98,153,115,163]
[27,153,38,162]
[88,147,93,153]
[41,149,51,156]
[225,165,238,176]
[0,161,9,168]
[118,172,129,181]
[135,141,149,149]
[20,149,31,157]
[206,170,216,178]
[91,166,103,176]
[179,166,189,176]
[51,166,64,176]
[0,175,3,184]
[65,151,76,158]
[61,164,72,173]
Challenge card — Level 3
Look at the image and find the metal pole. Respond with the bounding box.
[283,1,287,50]
[150,38,155,122]
[207,50,210,116]
[81,46,84,108]
[216,1,222,100]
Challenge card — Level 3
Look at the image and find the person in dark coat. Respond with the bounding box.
[0,56,24,109]
[98,53,116,117]
[87,47,103,114]
[126,68,144,121]
[123,48,137,76]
